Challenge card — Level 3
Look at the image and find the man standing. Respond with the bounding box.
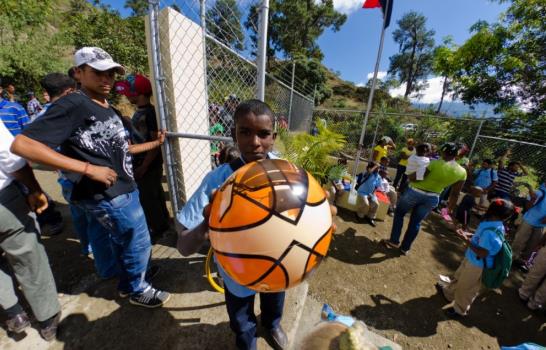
[0,79,30,136]
[0,121,61,341]
[26,91,43,121]
[11,47,169,308]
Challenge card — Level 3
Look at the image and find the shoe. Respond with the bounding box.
[119,290,130,298]
[39,312,61,342]
[145,265,161,282]
[129,286,170,308]
[387,210,395,217]
[41,221,64,236]
[6,312,30,333]
[400,248,409,256]
[445,307,463,319]
[381,239,399,249]
[365,217,376,227]
[266,326,288,350]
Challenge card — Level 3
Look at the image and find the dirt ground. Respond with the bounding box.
[309,207,546,349]
[2,168,546,349]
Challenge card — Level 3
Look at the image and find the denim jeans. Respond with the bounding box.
[77,190,151,294]
[62,183,120,279]
[389,187,440,251]
[393,164,407,188]
[224,287,285,350]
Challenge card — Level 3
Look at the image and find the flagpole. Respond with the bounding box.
[351,0,390,181]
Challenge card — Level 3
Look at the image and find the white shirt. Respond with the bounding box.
[405,154,430,180]
[0,121,26,191]
[379,177,390,193]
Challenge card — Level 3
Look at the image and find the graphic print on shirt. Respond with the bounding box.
[74,115,133,178]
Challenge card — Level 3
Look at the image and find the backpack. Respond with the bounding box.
[481,228,512,289]
[355,172,371,191]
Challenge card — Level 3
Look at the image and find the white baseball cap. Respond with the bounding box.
[74,47,125,74]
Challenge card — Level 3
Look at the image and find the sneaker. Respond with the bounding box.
[400,248,409,256]
[381,239,399,249]
[119,290,130,298]
[445,307,463,319]
[365,217,376,227]
[129,286,170,308]
[435,283,449,302]
[6,312,30,333]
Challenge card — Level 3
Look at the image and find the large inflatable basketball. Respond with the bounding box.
[209,159,334,292]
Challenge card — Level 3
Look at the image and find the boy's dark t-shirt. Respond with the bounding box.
[22,92,136,200]
[130,104,162,170]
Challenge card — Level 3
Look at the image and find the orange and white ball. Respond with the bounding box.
[209,159,334,292]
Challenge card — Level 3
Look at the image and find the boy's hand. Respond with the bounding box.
[27,191,48,214]
[86,164,118,187]
[156,130,166,145]
[324,190,338,233]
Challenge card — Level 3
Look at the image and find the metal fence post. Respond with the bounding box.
[469,119,485,159]
[148,0,181,214]
[256,0,269,101]
[287,61,296,129]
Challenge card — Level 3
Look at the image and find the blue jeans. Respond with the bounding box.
[77,190,151,294]
[389,187,440,251]
[224,287,285,350]
[62,183,119,279]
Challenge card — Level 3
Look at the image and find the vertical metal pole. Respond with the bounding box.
[287,61,296,129]
[148,0,180,214]
[312,84,317,107]
[370,111,381,153]
[256,0,269,101]
[351,0,390,180]
[469,118,485,159]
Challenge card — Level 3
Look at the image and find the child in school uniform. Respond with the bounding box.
[176,99,335,350]
[436,198,514,317]
[399,143,430,193]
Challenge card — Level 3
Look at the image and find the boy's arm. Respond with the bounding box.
[10,164,48,214]
[176,220,209,257]
[447,180,465,214]
[11,135,117,187]
[516,161,528,175]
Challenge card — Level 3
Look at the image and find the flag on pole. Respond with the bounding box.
[363,0,393,28]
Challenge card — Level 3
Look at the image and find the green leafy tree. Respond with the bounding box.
[388,11,435,98]
[208,0,245,51]
[0,0,71,94]
[124,0,148,17]
[449,0,545,119]
[245,0,346,60]
[432,37,457,114]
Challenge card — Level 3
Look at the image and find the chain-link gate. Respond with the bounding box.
[147,1,314,213]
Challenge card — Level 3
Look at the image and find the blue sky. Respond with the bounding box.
[97,0,508,103]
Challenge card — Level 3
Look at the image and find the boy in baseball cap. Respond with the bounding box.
[115,74,170,243]
[11,47,170,308]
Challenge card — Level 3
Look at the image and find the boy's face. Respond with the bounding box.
[76,66,116,96]
[482,162,491,169]
[233,112,276,163]
[509,163,519,172]
[380,158,388,166]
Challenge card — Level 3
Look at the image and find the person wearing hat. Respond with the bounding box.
[114,74,169,242]
[11,47,170,308]
[383,142,467,254]
[372,136,395,163]
[26,91,43,121]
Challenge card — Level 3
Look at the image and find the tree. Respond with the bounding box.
[432,37,457,114]
[245,0,346,60]
[449,0,545,118]
[207,0,245,51]
[388,11,435,98]
[124,0,148,17]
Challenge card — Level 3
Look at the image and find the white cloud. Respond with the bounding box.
[366,71,387,81]
[389,76,454,104]
[329,0,364,15]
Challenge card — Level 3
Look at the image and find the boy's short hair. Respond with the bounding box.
[380,156,388,162]
[508,161,519,168]
[416,143,430,153]
[486,198,514,220]
[366,161,377,170]
[233,99,276,129]
[40,73,76,99]
[483,159,493,165]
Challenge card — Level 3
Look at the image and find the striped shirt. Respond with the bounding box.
[0,99,30,136]
[495,169,522,194]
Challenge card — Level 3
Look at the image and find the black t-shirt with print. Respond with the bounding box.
[22,92,136,200]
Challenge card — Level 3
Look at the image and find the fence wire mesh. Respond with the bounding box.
[148,1,314,211]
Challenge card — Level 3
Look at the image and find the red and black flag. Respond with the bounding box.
[363,0,393,28]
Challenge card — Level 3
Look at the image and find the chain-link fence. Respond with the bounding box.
[313,109,483,161]
[147,1,314,212]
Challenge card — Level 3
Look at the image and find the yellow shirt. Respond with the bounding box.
[398,147,415,166]
[373,145,388,162]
